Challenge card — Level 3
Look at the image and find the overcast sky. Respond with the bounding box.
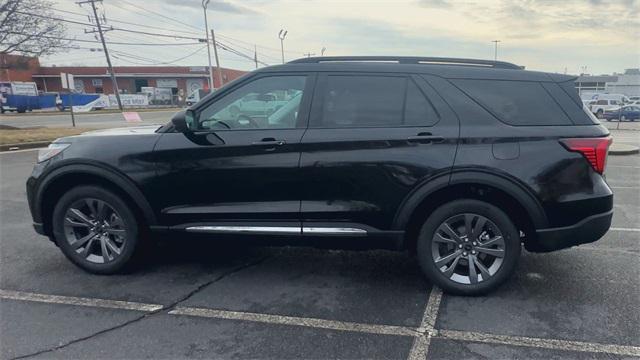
[43,0,639,75]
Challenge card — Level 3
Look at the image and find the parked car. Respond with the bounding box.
[590,99,624,118]
[27,56,613,295]
[603,105,640,121]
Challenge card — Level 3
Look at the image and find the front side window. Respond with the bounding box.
[197,75,306,130]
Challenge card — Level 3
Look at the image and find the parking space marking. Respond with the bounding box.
[407,287,443,360]
[0,148,42,154]
[610,186,640,189]
[438,329,640,357]
[610,227,640,232]
[0,289,163,312]
[168,306,418,337]
[2,288,639,357]
[608,165,640,169]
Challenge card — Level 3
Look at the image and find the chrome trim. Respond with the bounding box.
[185,226,301,234]
[302,227,367,235]
[184,225,369,235]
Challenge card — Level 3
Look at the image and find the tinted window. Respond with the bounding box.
[596,100,607,105]
[197,75,306,130]
[541,82,597,125]
[318,75,405,127]
[405,80,439,126]
[453,79,572,126]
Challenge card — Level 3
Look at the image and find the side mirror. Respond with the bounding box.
[171,110,195,132]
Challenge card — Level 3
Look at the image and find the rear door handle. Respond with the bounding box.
[251,138,286,146]
[407,133,444,144]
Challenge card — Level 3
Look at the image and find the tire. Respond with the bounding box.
[596,109,603,119]
[621,115,627,122]
[17,107,26,113]
[52,185,142,274]
[416,199,521,296]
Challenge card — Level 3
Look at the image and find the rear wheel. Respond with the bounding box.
[52,185,141,274]
[596,109,604,119]
[621,115,627,122]
[416,199,521,295]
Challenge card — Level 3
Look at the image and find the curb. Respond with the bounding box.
[1,108,182,117]
[0,141,50,152]
[609,144,640,155]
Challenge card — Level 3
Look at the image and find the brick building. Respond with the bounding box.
[1,54,247,97]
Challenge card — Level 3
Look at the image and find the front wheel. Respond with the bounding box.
[416,199,521,295]
[52,185,142,274]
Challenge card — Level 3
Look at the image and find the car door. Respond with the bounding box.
[299,73,459,234]
[151,73,315,229]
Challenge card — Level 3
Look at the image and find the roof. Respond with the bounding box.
[576,75,618,83]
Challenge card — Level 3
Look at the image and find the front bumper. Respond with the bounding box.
[533,209,613,252]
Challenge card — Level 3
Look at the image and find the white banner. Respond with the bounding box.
[72,94,149,112]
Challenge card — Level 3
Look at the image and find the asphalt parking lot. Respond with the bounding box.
[1,133,639,359]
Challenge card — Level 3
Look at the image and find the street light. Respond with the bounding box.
[492,40,501,61]
[203,0,214,90]
[278,29,287,64]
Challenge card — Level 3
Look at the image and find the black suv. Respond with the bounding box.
[27,57,613,295]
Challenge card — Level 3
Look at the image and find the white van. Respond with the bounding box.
[591,93,630,103]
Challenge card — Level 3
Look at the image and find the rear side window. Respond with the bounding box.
[404,80,439,126]
[316,75,438,128]
[452,79,572,126]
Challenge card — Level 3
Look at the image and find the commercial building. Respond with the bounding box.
[1,54,247,98]
[575,68,640,98]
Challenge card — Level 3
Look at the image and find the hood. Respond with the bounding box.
[79,125,161,137]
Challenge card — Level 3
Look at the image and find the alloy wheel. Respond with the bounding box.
[431,213,505,284]
[63,198,127,264]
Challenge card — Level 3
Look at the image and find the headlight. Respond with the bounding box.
[37,143,70,163]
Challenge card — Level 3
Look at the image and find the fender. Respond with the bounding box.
[34,161,157,227]
[392,168,548,230]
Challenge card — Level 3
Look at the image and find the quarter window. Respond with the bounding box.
[197,76,306,130]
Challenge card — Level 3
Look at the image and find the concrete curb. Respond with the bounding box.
[609,143,640,155]
[0,141,50,152]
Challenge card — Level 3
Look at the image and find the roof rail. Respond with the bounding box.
[288,56,522,70]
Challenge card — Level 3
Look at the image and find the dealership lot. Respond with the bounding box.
[1,135,639,359]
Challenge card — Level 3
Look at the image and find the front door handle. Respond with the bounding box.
[251,138,286,147]
[407,133,444,144]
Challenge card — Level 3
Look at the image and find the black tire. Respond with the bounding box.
[416,199,521,296]
[52,185,142,274]
[596,109,603,119]
[17,107,26,113]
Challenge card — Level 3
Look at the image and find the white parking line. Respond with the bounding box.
[439,329,640,357]
[608,165,640,169]
[610,186,640,189]
[610,227,640,232]
[0,289,163,312]
[407,287,443,360]
[168,307,417,337]
[0,148,42,154]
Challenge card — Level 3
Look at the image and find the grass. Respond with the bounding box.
[0,127,91,145]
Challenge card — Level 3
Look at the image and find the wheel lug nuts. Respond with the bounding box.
[463,251,468,256]
[472,242,477,246]
[472,250,476,255]
[458,244,463,248]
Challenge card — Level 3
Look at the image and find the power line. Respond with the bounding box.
[111,0,203,32]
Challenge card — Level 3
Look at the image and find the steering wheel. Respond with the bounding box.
[236,114,260,128]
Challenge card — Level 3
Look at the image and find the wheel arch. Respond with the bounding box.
[394,169,547,252]
[36,163,157,237]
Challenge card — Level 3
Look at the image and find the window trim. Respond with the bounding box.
[309,72,440,129]
[190,72,315,133]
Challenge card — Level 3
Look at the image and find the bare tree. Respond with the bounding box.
[0,0,69,56]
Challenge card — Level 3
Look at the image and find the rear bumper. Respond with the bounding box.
[533,209,613,252]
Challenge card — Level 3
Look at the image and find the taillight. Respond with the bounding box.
[560,136,612,174]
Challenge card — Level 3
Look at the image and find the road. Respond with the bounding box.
[0,110,178,129]
[1,137,639,359]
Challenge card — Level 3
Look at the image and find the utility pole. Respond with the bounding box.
[492,40,501,61]
[254,45,258,69]
[202,0,214,91]
[278,29,287,64]
[79,0,122,111]
[321,47,326,56]
[211,29,223,88]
